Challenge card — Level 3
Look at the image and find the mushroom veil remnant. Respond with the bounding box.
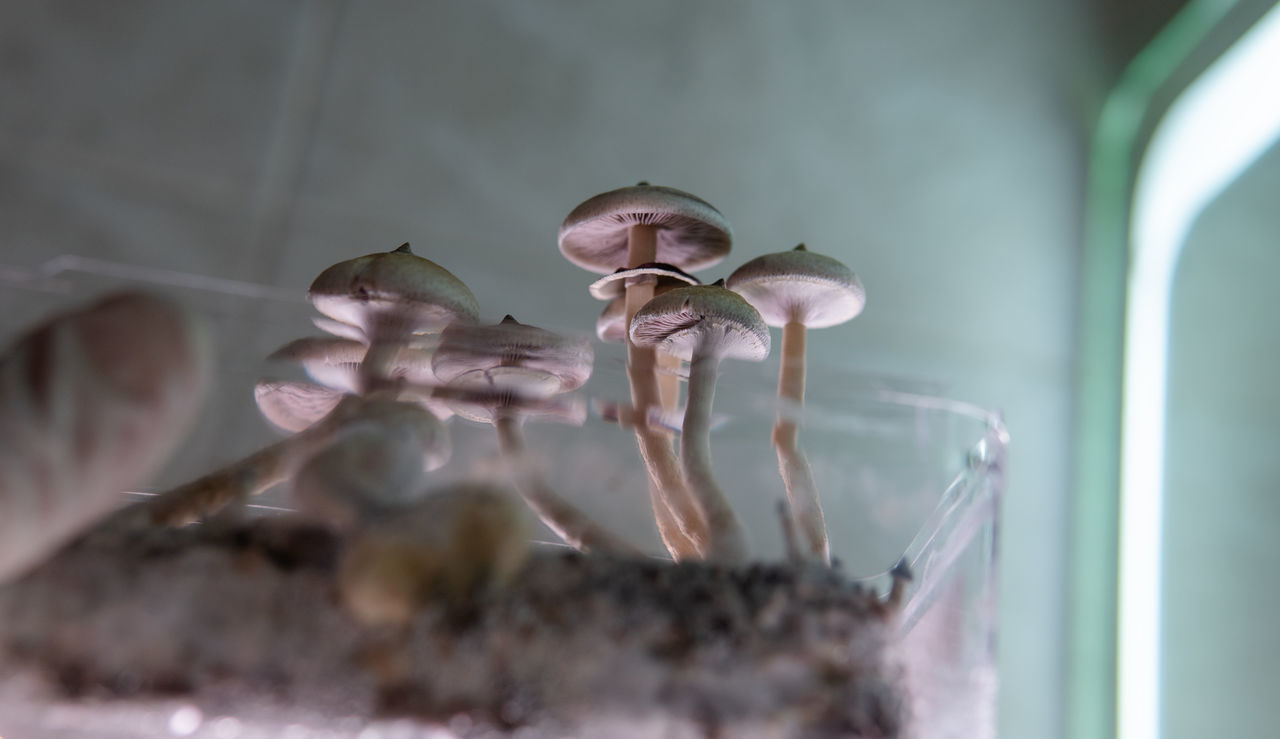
[727,243,865,563]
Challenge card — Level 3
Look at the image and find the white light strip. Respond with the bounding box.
[1119,5,1280,739]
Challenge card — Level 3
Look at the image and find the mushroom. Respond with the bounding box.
[138,393,443,526]
[630,280,771,563]
[431,316,637,555]
[308,243,479,394]
[291,401,449,528]
[559,184,731,560]
[726,244,865,563]
[338,483,530,627]
[0,292,209,583]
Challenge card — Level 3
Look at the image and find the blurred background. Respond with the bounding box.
[2,1,1275,738]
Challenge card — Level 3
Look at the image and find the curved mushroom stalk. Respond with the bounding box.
[493,411,639,556]
[772,322,829,562]
[596,296,704,560]
[680,339,749,563]
[727,244,865,565]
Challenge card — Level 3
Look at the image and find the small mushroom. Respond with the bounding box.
[431,316,636,556]
[338,484,530,627]
[139,394,441,526]
[630,280,771,563]
[0,292,209,583]
[560,184,731,560]
[291,402,449,527]
[308,243,479,394]
[727,244,865,563]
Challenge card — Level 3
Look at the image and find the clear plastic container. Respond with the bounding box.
[0,255,1005,738]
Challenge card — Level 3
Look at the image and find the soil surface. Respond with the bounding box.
[0,515,905,738]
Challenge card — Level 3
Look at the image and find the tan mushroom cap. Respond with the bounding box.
[442,368,588,425]
[559,184,732,274]
[587,262,701,301]
[630,281,771,362]
[432,315,594,393]
[726,244,866,328]
[307,243,480,339]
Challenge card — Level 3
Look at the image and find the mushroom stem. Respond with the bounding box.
[624,225,705,559]
[656,350,682,415]
[357,338,403,395]
[681,343,748,563]
[141,420,339,526]
[772,320,830,563]
[493,412,640,556]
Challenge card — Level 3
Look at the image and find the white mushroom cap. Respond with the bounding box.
[307,243,480,340]
[431,315,593,393]
[270,336,435,394]
[725,244,866,328]
[253,380,345,433]
[630,281,771,362]
[587,262,700,301]
[559,184,732,274]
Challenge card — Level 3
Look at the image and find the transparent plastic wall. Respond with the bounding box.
[0,256,1004,738]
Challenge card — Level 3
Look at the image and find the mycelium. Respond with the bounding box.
[727,244,866,564]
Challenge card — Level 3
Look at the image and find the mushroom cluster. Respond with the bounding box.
[132,183,868,599]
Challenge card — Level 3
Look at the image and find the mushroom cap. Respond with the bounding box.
[441,369,589,425]
[725,245,866,328]
[270,336,435,394]
[312,316,367,344]
[307,244,480,339]
[292,401,451,527]
[253,380,345,433]
[432,315,593,393]
[559,184,732,274]
[587,262,701,301]
[595,297,627,343]
[630,282,771,362]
